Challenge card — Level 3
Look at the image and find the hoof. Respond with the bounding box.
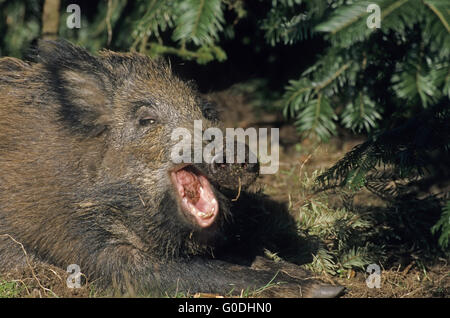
[310,285,345,298]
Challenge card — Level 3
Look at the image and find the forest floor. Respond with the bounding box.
[0,87,448,298]
[213,88,450,298]
[258,131,450,298]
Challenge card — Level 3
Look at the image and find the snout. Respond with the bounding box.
[202,142,259,192]
[210,150,259,174]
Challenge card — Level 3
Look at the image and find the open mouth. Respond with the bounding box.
[170,165,219,228]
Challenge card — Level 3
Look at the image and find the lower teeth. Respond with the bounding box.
[197,211,213,218]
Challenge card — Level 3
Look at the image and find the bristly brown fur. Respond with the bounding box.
[0,40,342,297]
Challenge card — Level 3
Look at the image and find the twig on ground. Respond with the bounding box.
[0,234,56,297]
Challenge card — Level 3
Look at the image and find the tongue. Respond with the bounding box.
[174,168,219,227]
[176,169,201,204]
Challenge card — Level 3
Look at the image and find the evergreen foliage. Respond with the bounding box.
[281,0,449,139]
[293,171,382,276]
[316,103,450,251]
[432,200,450,249]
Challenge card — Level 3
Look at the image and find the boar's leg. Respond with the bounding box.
[91,246,343,297]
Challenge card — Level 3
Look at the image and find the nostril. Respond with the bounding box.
[244,162,259,173]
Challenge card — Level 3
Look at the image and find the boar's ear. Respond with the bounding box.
[38,40,113,136]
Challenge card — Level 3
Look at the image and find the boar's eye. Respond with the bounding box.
[134,103,158,127]
[139,118,156,126]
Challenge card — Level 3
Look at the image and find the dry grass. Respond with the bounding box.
[337,262,450,298]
